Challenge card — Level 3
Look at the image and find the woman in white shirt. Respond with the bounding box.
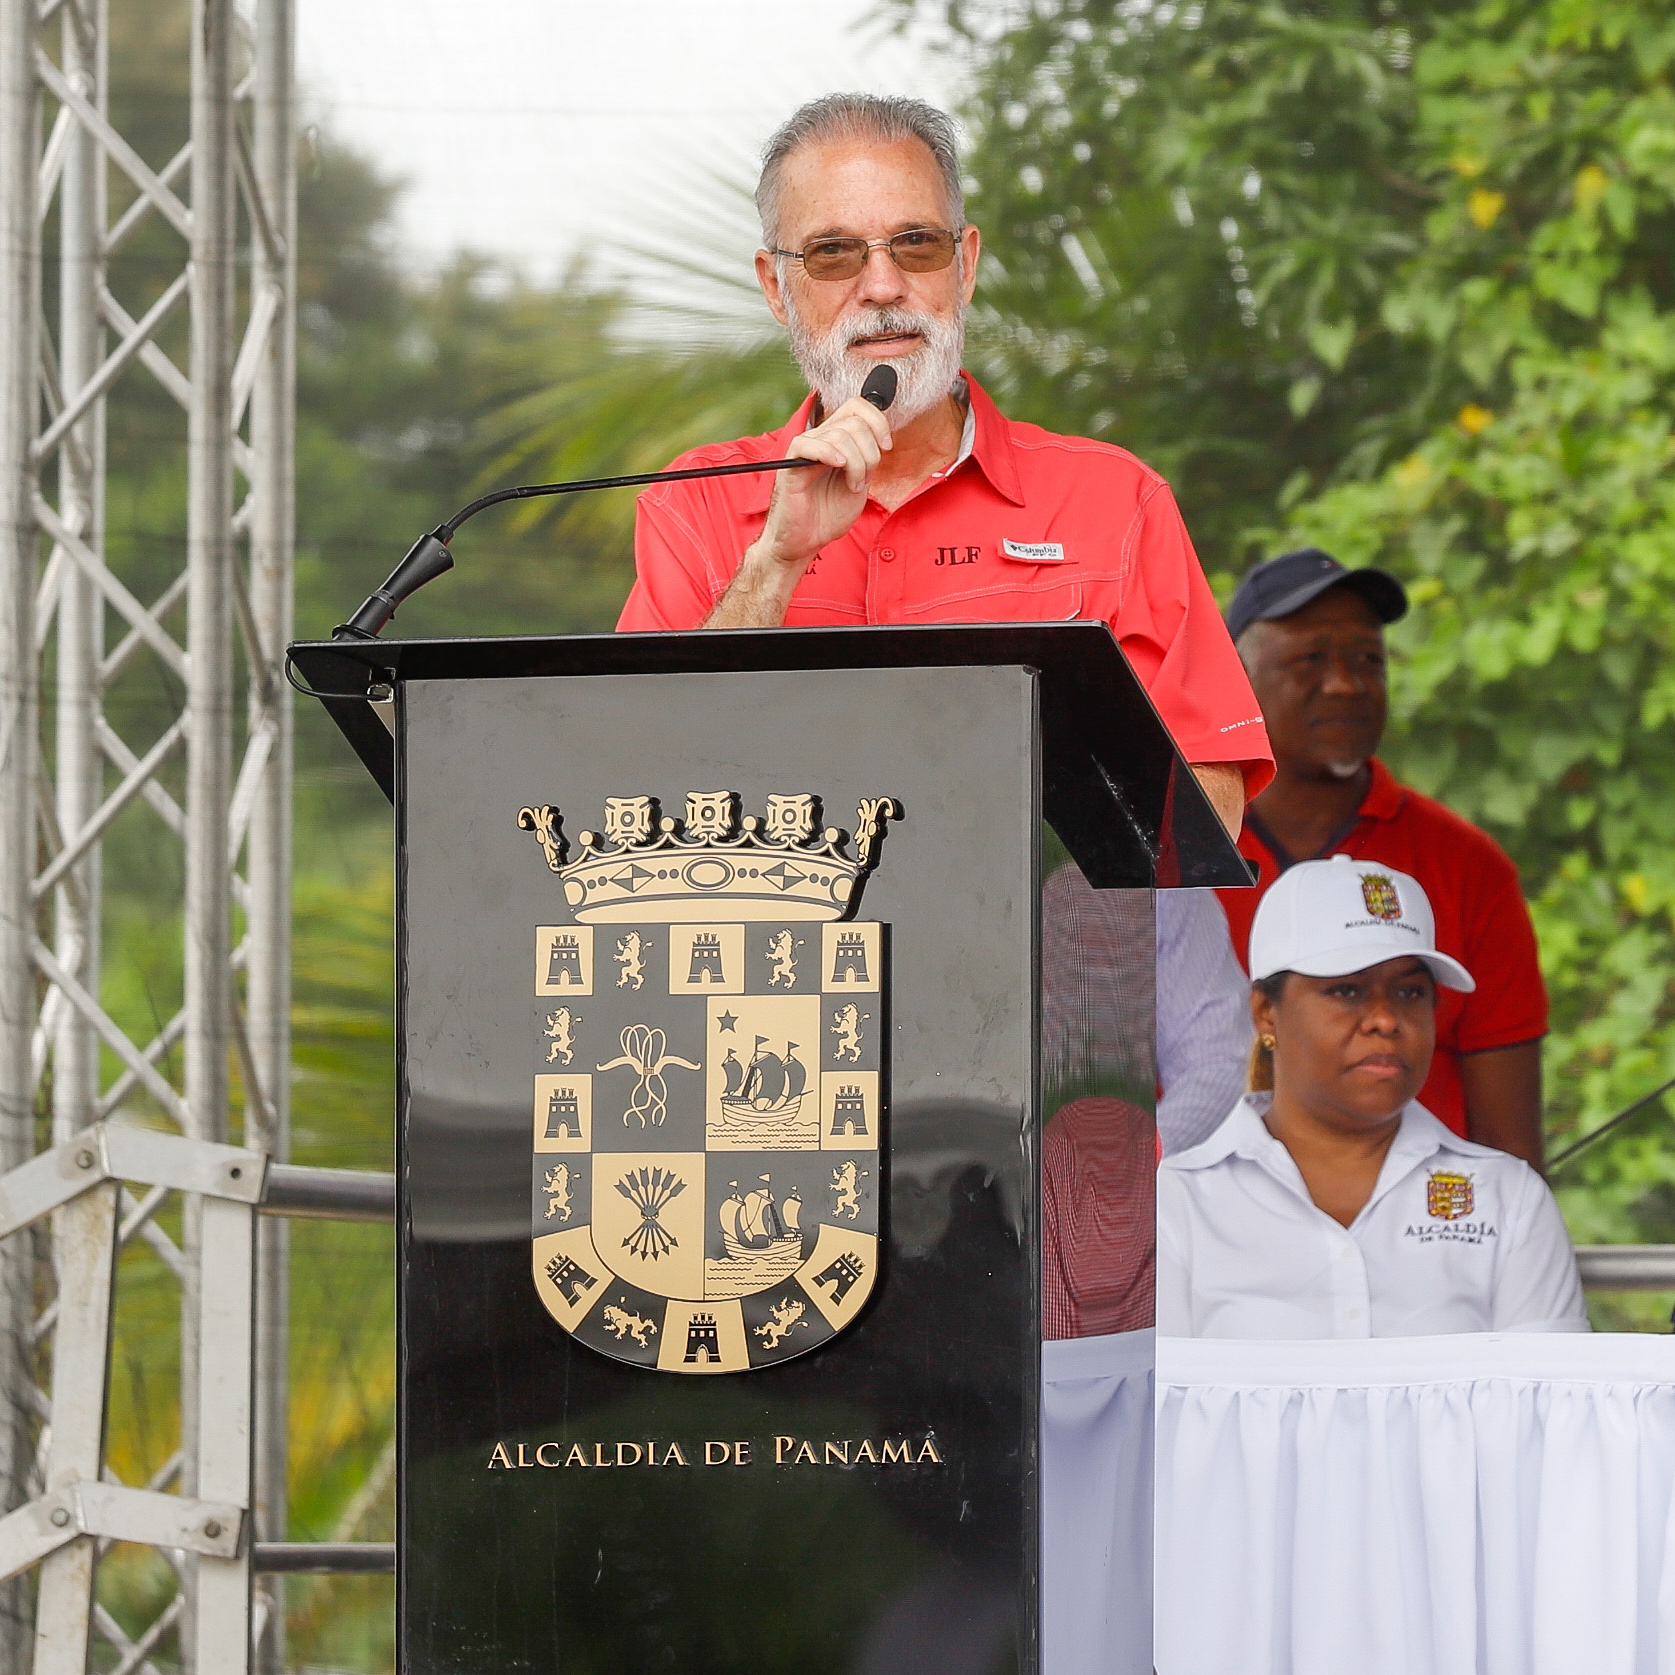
[1157,855,1587,1338]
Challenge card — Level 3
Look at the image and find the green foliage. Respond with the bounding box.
[1279,0,1675,1238]
[473,174,808,550]
[281,865,398,1671]
[905,0,1675,1248]
[899,0,1473,568]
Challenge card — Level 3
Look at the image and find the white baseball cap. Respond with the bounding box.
[1249,855,1475,992]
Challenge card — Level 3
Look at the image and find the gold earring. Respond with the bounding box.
[1260,1034,1276,1052]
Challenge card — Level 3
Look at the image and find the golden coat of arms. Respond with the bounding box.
[1360,871,1402,921]
[515,790,896,1374]
[1426,1169,1474,1220]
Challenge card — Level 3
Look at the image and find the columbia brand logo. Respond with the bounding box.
[1001,539,1067,564]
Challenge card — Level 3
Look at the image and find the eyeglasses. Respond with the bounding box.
[772,227,960,281]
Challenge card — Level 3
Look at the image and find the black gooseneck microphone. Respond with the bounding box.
[333,362,900,642]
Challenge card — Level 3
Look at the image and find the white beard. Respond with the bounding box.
[784,296,966,430]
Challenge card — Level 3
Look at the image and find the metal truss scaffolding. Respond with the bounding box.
[0,0,308,1668]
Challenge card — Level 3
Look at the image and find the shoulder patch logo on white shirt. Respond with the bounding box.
[1406,1168,1496,1248]
[1001,538,1067,564]
[1426,1170,1474,1220]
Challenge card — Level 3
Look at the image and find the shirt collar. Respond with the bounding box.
[1179,1094,1488,1221]
[736,370,1025,515]
[936,389,977,477]
[1183,1093,1273,1167]
[1380,1100,1487,1166]
[1245,756,1408,872]
[1360,757,1407,822]
[962,373,1026,505]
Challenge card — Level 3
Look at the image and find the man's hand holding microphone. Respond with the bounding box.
[703,366,897,629]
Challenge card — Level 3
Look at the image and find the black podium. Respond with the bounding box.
[291,622,1247,1675]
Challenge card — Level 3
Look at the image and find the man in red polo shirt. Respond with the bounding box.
[617,92,1272,827]
[1214,548,1548,1168]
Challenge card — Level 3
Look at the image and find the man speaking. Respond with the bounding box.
[616,93,1272,829]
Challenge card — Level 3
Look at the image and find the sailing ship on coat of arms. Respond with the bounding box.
[516,789,896,1374]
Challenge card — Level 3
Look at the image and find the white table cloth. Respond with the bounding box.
[1042,1328,1154,1675]
[1155,1333,1675,1675]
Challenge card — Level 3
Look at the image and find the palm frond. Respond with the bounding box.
[472,163,809,544]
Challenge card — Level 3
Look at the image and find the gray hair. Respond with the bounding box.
[756,93,965,249]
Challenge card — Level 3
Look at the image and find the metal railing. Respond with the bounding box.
[1575,1247,1675,1291]
[0,1140,395,1664]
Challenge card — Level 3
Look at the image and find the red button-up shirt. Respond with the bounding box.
[618,375,1273,790]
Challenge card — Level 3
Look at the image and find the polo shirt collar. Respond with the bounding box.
[736,370,1026,515]
[963,373,1026,505]
[1246,756,1408,872]
[1182,1093,1488,1223]
[1360,757,1407,822]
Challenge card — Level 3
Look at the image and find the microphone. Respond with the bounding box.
[332,362,902,641]
[860,363,898,411]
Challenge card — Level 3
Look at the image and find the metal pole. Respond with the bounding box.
[51,0,104,1146]
[184,0,237,1156]
[33,2,118,1664]
[249,0,296,1663]
[185,0,251,1664]
[0,0,40,1661]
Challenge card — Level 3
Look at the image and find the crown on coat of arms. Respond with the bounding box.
[517,791,898,924]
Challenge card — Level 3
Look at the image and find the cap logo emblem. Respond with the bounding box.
[1426,1170,1474,1220]
[1361,872,1401,921]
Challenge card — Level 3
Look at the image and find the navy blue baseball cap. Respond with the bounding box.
[1226,548,1408,642]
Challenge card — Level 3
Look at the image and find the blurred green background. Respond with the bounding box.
[75,0,1675,1666]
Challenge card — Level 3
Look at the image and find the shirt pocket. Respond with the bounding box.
[895,576,1084,624]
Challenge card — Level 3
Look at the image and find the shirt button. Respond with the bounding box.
[878,547,895,562]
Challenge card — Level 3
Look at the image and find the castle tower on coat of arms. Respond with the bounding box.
[687,932,726,985]
[812,1252,866,1306]
[546,932,584,987]
[831,931,870,984]
[831,1085,868,1137]
[544,1086,581,1140]
[545,1253,596,1307]
[682,1314,722,1364]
